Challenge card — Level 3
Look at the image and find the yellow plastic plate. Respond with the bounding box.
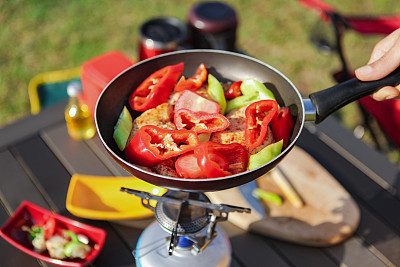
[66,174,167,220]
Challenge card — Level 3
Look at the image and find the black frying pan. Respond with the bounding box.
[95,50,400,192]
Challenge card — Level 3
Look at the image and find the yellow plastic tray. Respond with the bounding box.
[66,174,167,220]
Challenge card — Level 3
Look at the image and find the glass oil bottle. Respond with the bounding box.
[65,81,95,140]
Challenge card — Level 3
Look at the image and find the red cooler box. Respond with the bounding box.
[80,50,134,116]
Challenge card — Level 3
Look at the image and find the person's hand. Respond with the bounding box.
[355,28,400,101]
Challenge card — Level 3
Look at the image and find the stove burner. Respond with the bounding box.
[155,191,210,235]
[120,187,251,256]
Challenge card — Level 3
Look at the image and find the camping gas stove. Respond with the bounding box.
[120,188,251,267]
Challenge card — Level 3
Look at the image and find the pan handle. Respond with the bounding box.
[309,66,400,123]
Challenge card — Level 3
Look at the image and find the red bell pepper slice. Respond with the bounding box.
[245,100,279,149]
[175,152,207,179]
[194,141,249,178]
[174,63,207,92]
[174,108,230,134]
[125,125,199,167]
[224,81,243,100]
[270,107,295,149]
[129,62,184,111]
[174,90,220,114]
[42,216,56,240]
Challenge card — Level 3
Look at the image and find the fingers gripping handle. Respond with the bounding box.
[309,66,400,124]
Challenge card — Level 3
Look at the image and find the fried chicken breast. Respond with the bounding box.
[128,103,176,143]
[210,106,275,154]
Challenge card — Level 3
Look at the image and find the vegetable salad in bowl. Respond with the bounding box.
[22,217,91,260]
[0,201,106,267]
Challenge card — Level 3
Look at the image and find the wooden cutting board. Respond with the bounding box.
[206,146,360,247]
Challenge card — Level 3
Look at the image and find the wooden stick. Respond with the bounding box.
[270,167,304,208]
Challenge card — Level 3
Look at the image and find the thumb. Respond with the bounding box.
[355,29,400,81]
[355,47,400,81]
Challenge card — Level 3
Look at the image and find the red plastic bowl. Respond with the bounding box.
[0,201,106,267]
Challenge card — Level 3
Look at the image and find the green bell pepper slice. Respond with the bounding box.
[242,79,276,100]
[207,74,227,114]
[252,188,282,205]
[113,106,133,151]
[248,139,283,170]
[64,230,91,259]
[226,93,260,114]
[226,78,277,114]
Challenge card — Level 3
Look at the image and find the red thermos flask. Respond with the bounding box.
[139,17,187,61]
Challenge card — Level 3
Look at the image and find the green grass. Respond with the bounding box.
[1,0,399,161]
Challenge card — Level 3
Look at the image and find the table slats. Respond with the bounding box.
[1,101,399,267]
[326,237,390,267]
[266,239,338,267]
[41,124,114,176]
[0,149,49,212]
[356,204,400,265]
[298,129,400,233]
[12,136,71,212]
[311,118,400,200]
[221,222,291,267]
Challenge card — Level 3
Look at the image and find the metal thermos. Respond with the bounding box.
[139,17,187,61]
[188,1,238,51]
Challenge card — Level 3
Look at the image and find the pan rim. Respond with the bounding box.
[95,49,305,187]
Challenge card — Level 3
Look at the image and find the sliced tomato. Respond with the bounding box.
[224,81,243,99]
[175,152,206,179]
[129,63,184,111]
[194,141,248,178]
[174,90,220,113]
[174,63,207,92]
[207,150,229,171]
[196,149,230,178]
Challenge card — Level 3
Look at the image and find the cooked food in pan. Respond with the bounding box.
[113,63,295,179]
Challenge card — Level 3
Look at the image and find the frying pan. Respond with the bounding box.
[95,50,400,192]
